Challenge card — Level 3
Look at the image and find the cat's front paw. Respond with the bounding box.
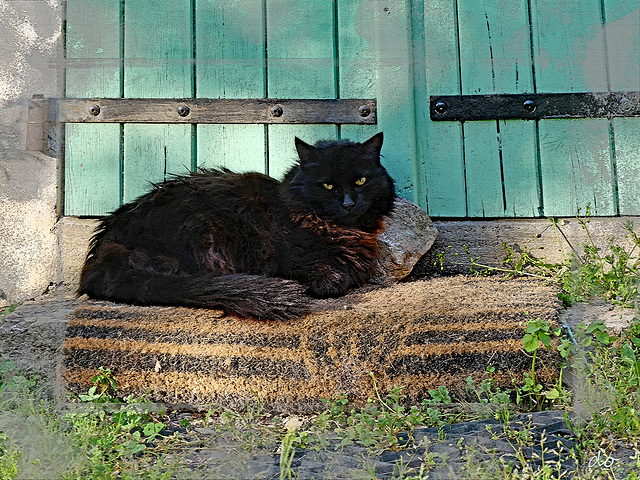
[308,281,348,298]
[307,265,354,298]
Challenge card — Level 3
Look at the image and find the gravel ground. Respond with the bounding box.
[159,410,580,479]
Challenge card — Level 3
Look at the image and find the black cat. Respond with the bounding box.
[79,132,395,320]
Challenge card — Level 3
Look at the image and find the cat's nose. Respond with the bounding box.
[342,193,355,212]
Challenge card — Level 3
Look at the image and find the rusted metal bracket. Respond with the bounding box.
[27,96,376,152]
[430,92,640,121]
[26,94,49,152]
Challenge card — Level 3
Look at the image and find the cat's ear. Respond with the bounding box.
[362,132,384,157]
[294,137,318,165]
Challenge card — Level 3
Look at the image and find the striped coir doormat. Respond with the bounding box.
[63,276,562,411]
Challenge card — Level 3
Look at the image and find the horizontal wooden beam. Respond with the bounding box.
[49,98,376,125]
[430,92,640,121]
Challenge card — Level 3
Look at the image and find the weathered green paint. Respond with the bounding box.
[122,0,194,203]
[195,0,267,173]
[65,0,121,99]
[122,124,193,202]
[419,0,466,216]
[64,0,640,218]
[337,0,379,146]
[457,0,538,218]
[499,120,540,217]
[606,2,640,215]
[65,0,121,216]
[531,0,615,216]
[370,0,419,202]
[266,0,338,179]
[65,124,121,216]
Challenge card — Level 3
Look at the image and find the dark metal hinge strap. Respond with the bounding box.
[430,92,640,121]
[27,96,376,152]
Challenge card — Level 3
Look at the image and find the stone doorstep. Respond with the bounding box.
[416,216,640,276]
[559,300,638,335]
[54,196,438,295]
[55,216,640,300]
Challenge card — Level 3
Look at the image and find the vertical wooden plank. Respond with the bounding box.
[65,125,122,215]
[337,0,379,144]
[65,0,121,215]
[499,120,539,217]
[611,117,640,215]
[197,125,266,173]
[531,0,615,216]
[267,126,337,179]
[369,0,419,202]
[457,0,539,217]
[604,2,640,90]
[65,0,121,99]
[123,0,193,98]
[605,2,640,215]
[340,0,417,204]
[195,0,267,173]
[460,124,502,217]
[420,0,466,216]
[409,0,429,209]
[266,0,337,179]
[123,0,193,202]
[123,125,192,200]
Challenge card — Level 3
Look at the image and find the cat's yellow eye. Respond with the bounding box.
[322,183,334,190]
[355,177,367,186]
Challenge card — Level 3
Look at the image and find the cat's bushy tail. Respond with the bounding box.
[79,243,309,321]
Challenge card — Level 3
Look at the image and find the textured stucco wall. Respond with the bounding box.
[0,0,64,305]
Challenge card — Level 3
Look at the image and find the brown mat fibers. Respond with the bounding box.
[63,276,562,411]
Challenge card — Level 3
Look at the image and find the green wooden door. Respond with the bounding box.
[415,0,640,217]
[64,0,640,218]
[64,0,416,216]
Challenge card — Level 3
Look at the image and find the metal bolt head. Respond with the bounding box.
[89,104,101,116]
[177,105,190,117]
[434,101,447,115]
[270,105,283,117]
[523,100,536,113]
[358,105,371,117]
[619,97,630,111]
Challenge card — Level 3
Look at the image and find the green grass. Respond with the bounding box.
[0,305,18,319]
[0,363,178,479]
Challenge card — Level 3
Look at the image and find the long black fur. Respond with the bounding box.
[79,132,395,320]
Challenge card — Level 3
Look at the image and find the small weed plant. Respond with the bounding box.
[440,205,640,309]
[563,210,640,307]
[518,317,571,410]
[63,368,171,477]
[308,374,458,454]
[572,318,640,440]
[0,362,175,479]
[0,305,18,319]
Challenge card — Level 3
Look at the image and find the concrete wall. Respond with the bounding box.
[0,0,638,307]
[0,1,64,306]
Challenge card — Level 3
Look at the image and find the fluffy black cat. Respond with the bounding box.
[79,132,395,320]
